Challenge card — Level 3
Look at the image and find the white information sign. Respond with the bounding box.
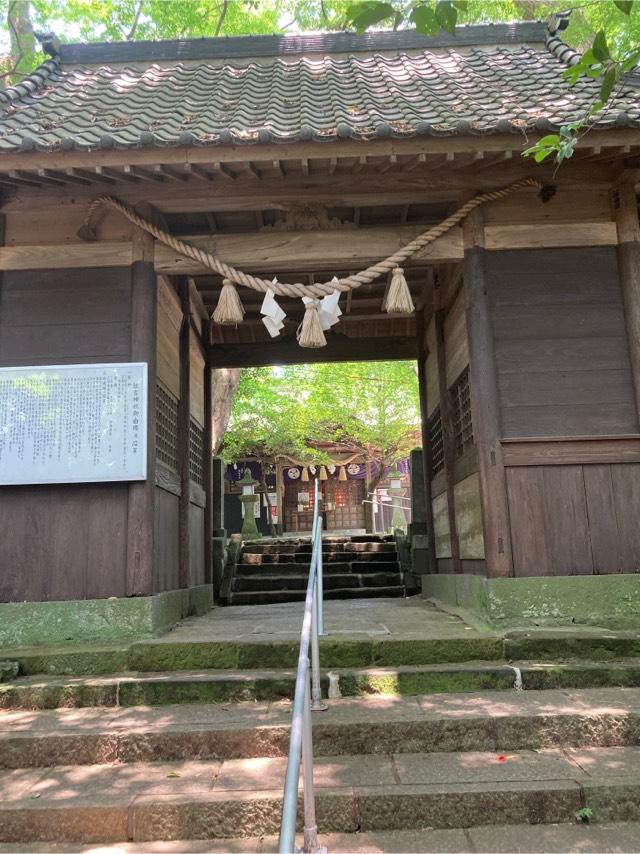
[0,362,147,486]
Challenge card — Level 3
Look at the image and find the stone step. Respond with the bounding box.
[241,542,397,556]
[7,627,640,678]
[240,551,397,565]
[232,572,403,593]
[3,689,640,769]
[1,747,640,843]
[1,822,637,853]
[229,586,406,606]
[236,560,401,576]
[297,542,397,554]
[0,635,505,675]
[6,661,640,710]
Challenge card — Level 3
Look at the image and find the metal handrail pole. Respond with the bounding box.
[310,529,328,712]
[278,580,315,854]
[278,561,318,853]
[301,663,320,853]
[316,516,325,636]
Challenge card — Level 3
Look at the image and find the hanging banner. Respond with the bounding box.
[0,363,147,486]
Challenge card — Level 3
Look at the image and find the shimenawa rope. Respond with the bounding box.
[78,177,544,346]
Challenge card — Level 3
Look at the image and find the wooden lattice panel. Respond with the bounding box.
[429,407,445,475]
[189,419,204,487]
[450,367,474,458]
[156,383,178,471]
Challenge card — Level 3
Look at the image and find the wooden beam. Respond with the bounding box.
[207,334,418,368]
[203,351,213,585]
[462,207,513,578]
[97,165,139,183]
[40,168,89,186]
[126,257,157,596]
[125,165,164,183]
[615,183,640,427]
[0,220,617,274]
[184,163,213,181]
[177,277,191,589]
[154,164,188,182]
[416,306,438,575]
[0,130,636,173]
[0,162,618,215]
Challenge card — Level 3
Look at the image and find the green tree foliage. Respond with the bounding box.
[222,361,419,533]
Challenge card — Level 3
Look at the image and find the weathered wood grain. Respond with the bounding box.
[502,436,640,466]
[615,183,640,422]
[435,306,461,574]
[444,289,469,388]
[126,260,157,597]
[488,246,638,439]
[463,210,513,578]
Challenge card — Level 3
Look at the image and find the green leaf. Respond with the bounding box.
[534,148,554,163]
[600,64,621,102]
[453,0,469,11]
[346,2,397,32]
[435,1,457,35]
[536,133,561,147]
[614,0,634,15]
[410,5,439,35]
[592,31,611,63]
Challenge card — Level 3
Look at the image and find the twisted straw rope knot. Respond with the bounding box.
[81,177,544,299]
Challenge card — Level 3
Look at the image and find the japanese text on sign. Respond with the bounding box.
[0,363,147,485]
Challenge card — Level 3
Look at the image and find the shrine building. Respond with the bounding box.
[1,15,640,644]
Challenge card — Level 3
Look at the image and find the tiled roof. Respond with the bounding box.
[0,21,639,153]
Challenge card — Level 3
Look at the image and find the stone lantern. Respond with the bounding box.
[238,467,261,539]
[387,466,407,531]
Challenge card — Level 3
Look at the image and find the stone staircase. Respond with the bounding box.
[229,534,405,605]
[2,604,640,850]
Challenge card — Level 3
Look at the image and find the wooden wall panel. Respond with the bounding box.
[190,506,205,586]
[610,463,640,573]
[487,247,638,438]
[453,473,485,560]
[189,332,205,427]
[155,487,180,593]
[444,290,469,387]
[506,462,640,577]
[0,267,135,602]
[0,484,129,602]
[425,318,439,417]
[432,492,452,559]
[157,276,181,398]
[0,267,131,365]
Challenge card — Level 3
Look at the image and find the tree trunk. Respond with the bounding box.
[6,1,37,85]
[211,367,241,454]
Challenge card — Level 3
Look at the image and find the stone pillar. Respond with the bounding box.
[240,494,261,539]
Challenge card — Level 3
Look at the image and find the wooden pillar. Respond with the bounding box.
[126,219,157,596]
[615,184,640,427]
[415,308,438,575]
[203,358,213,585]
[434,301,462,574]
[462,209,513,578]
[177,277,191,589]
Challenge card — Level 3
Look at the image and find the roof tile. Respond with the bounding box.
[0,26,638,153]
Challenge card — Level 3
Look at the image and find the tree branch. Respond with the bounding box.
[126,0,145,40]
[214,0,229,37]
